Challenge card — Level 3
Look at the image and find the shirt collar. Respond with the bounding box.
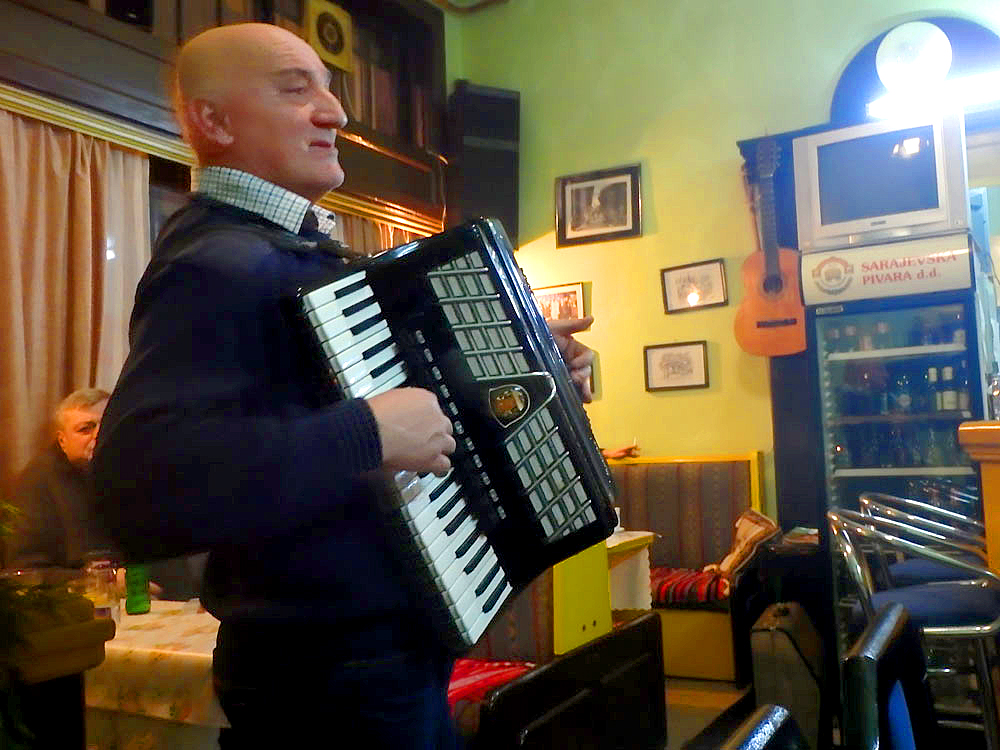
[191,166,314,234]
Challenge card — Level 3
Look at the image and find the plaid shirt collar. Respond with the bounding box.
[191,166,313,235]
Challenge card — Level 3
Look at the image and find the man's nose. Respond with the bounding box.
[315,90,348,130]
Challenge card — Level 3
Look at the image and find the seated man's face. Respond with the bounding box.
[57,400,107,467]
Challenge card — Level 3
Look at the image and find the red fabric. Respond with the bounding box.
[650,566,730,606]
[447,658,534,708]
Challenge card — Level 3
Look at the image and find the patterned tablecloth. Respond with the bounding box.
[85,600,227,750]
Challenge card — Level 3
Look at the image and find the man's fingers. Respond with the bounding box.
[548,316,594,337]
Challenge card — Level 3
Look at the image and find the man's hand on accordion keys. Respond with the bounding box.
[367,387,457,477]
[547,316,596,403]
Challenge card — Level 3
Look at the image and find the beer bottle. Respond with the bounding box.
[957,359,971,412]
[940,365,958,411]
[824,325,842,354]
[874,319,892,349]
[926,366,940,411]
[842,323,859,352]
[891,367,912,413]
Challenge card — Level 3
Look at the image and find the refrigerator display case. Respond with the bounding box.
[816,299,979,509]
[801,231,994,513]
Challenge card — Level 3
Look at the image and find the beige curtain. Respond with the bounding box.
[0,109,150,494]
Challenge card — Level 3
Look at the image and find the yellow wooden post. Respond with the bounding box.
[958,421,1000,573]
[551,540,612,654]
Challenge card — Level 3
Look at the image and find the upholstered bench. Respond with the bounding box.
[446,552,667,748]
[609,453,775,685]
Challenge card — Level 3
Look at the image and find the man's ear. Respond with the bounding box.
[55,430,67,454]
[184,98,234,150]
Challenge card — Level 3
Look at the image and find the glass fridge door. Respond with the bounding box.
[816,300,978,511]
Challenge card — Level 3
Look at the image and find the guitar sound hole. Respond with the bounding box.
[763,276,784,295]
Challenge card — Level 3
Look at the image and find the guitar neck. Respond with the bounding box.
[758,173,781,280]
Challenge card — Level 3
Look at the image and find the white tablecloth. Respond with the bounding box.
[84,600,226,750]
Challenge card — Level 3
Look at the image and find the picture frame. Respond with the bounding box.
[555,163,641,247]
[643,340,709,391]
[533,282,586,321]
[660,258,728,314]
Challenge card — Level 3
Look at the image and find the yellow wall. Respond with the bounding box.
[445,1,1000,519]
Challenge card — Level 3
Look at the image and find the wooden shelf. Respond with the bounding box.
[832,466,975,478]
[826,342,966,362]
[830,410,972,426]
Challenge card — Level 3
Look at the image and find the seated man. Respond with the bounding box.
[7,388,202,600]
[7,388,112,569]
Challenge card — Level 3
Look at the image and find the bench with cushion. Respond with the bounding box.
[447,551,667,748]
[609,453,776,685]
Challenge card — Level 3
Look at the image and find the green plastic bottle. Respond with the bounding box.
[125,564,151,615]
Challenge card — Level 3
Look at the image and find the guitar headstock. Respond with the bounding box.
[755,138,780,181]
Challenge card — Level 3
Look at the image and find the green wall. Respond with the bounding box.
[445,1,1000,519]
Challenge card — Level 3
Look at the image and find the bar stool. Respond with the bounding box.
[828,508,1000,750]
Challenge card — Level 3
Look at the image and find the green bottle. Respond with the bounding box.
[125,564,151,615]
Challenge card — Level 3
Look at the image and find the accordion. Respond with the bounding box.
[288,218,616,654]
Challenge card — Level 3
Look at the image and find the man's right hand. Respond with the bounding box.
[367,388,456,476]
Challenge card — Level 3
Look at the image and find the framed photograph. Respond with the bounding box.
[660,258,728,314]
[644,340,709,391]
[555,163,641,247]
[533,282,585,321]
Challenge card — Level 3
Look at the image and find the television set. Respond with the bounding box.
[792,110,970,252]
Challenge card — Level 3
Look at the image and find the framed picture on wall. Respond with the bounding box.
[660,258,728,313]
[643,340,709,391]
[533,282,585,320]
[555,164,641,247]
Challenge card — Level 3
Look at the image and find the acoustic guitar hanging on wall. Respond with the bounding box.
[733,138,806,357]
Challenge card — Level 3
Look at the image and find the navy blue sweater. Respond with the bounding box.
[94,197,414,626]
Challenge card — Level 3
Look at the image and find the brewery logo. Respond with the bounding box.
[812,256,853,295]
[316,12,345,55]
[489,384,529,426]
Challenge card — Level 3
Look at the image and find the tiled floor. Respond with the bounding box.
[664,678,751,750]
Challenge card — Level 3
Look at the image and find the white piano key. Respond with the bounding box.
[409,484,462,541]
[450,548,498,613]
[426,512,478,564]
[437,530,486,590]
[400,474,454,522]
[342,300,384,330]
[334,284,375,310]
[467,582,513,643]
[452,559,509,638]
[301,270,368,309]
[348,362,407,399]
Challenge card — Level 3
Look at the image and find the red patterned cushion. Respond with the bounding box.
[650,566,730,606]
[448,658,535,738]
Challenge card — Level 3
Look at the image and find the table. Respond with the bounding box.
[84,600,226,750]
[606,530,656,611]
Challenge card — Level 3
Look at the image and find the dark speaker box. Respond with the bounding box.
[447,80,520,247]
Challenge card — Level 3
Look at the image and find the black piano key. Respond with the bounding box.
[362,335,395,358]
[429,475,455,502]
[482,576,509,613]
[336,278,369,299]
[444,506,471,536]
[349,313,385,337]
[454,528,479,558]
[475,559,502,597]
[463,540,490,575]
[435,488,463,519]
[369,353,406,380]
[342,296,376,318]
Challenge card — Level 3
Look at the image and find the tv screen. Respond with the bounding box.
[817,125,940,226]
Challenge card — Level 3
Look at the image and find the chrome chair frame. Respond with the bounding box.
[860,491,985,539]
[828,508,1000,750]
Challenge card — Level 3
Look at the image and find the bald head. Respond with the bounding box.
[172,23,348,200]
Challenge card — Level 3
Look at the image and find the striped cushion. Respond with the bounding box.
[650,566,730,605]
[448,658,535,738]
